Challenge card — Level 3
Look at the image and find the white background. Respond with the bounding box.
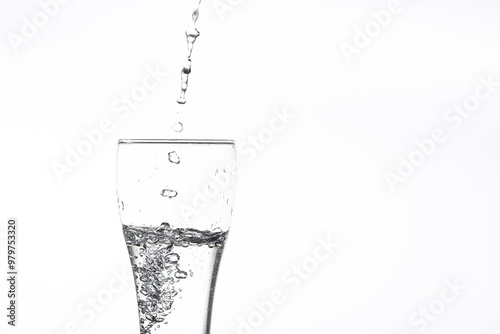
[1,0,500,333]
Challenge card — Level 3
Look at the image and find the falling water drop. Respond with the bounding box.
[177,0,202,104]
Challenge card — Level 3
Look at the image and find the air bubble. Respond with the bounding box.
[157,222,172,232]
[172,122,184,132]
[158,247,172,256]
[147,235,159,244]
[165,253,180,263]
[168,151,181,164]
[161,189,178,198]
[175,271,188,279]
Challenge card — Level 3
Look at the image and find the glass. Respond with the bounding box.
[116,139,237,334]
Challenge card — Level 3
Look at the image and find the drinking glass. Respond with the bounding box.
[116,139,237,334]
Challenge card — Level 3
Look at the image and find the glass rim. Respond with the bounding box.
[118,139,235,145]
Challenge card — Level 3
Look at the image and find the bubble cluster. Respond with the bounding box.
[122,223,228,334]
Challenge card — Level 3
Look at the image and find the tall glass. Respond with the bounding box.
[116,139,237,334]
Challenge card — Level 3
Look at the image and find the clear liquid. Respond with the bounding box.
[123,223,227,334]
[177,0,202,104]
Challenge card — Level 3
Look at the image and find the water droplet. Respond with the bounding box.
[172,122,183,132]
[186,27,200,40]
[161,189,178,198]
[182,61,192,74]
[168,151,180,164]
